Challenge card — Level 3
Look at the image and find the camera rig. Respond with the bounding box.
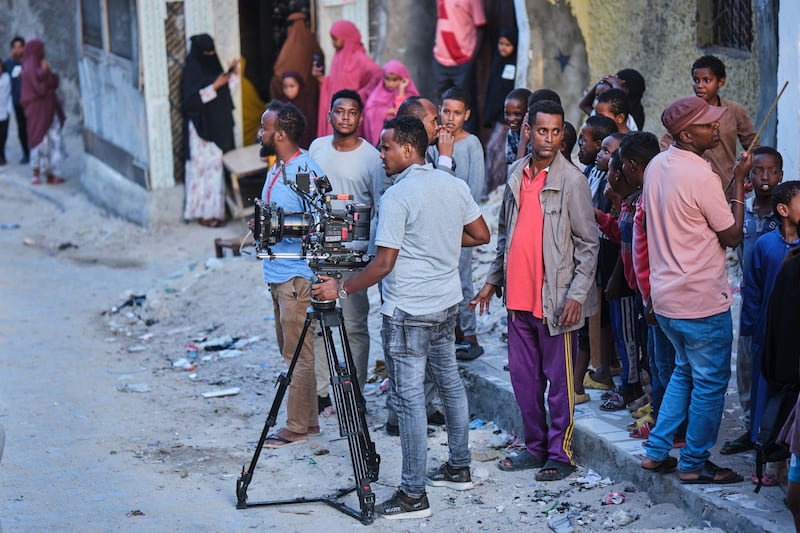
[252,163,372,273]
[237,163,380,523]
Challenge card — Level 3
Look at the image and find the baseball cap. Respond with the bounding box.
[661,96,726,136]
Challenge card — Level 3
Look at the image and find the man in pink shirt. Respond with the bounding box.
[433,0,486,133]
[639,96,752,484]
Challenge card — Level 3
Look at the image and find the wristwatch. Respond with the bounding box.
[337,281,348,300]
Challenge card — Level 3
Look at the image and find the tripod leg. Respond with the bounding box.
[318,307,380,522]
[236,311,315,509]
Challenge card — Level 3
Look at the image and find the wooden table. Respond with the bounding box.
[222,144,270,219]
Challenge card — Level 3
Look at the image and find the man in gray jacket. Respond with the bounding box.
[472,99,599,481]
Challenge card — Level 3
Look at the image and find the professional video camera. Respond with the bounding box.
[253,164,372,272]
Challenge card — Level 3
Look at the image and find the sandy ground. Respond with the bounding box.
[0,132,726,532]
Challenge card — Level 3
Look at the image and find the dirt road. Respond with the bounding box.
[0,147,722,532]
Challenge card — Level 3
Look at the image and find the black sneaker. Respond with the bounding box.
[425,462,473,490]
[375,490,431,519]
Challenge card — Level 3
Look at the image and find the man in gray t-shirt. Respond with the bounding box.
[309,89,384,408]
[313,116,489,519]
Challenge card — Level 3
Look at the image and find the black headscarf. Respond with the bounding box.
[483,27,518,127]
[182,34,235,156]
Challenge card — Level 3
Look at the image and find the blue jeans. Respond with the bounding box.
[648,324,677,419]
[382,305,470,497]
[644,311,732,472]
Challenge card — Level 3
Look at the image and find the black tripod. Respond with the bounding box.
[236,298,381,524]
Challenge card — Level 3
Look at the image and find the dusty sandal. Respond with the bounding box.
[720,433,754,455]
[600,392,627,411]
[679,461,743,485]
[498,450,546,471]
[641,455,677,473]
[535,459,576,481]
[263,433,308,449]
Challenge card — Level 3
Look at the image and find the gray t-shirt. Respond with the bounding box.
[309,136,385,252]
[451,133,485,202]
[376,163,482,316]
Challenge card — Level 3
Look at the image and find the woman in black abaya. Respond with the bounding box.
[182,34,238,227]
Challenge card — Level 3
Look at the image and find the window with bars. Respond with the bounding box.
[697,0,753,52]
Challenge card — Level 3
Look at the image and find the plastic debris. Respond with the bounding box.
[602,509,637,527]
[487,430,513,448]
[233,336,261,349]
[127,345,147,353]
[604,492,625,505]
[198,335,235,351]
[547,513,574,533]
[217,349,244,359]
[469,418,485,430]
[1,223,20,230]
[116,383,151,393]
[201,387,240,398]
[172,358,196,371]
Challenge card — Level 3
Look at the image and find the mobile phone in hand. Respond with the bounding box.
[312,54,321,68]
[226,65,235,75]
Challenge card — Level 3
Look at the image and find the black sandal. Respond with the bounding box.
[679,461,743,485]
[535,459,576,481]
[497,450,546,471]
[641,455,677,473]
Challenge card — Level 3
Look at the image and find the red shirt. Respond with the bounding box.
[506,167,547,318]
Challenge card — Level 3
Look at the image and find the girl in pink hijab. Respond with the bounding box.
[313,20,382,138]
[362,60,419,146]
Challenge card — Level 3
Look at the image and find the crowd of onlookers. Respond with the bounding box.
[179,2,800,524]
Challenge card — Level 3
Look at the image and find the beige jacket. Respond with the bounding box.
[486,152,599,335]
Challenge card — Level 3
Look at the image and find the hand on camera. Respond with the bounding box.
[311,275,339,301]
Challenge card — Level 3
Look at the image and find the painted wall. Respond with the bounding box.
[561,0,760,140]
[78,54,148,164]
[0,1,80,123]
[777,1,800,179]
[369,0,437,98]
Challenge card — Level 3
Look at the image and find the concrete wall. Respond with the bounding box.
[560,0,761,140]
[369,0,437,98]
[0,1,81,123]
[777,2,800,179]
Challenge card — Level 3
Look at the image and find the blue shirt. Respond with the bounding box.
[260,150,324,284]
[741,228,800,354]
[738,196,780,270]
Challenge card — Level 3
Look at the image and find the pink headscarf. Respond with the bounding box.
[362,60,419,146]
[317,20,382,137]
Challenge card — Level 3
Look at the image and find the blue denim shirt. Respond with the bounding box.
[260,150,324,284]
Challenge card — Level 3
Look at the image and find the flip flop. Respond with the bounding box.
[583,371,614,390]
[600,392,627,411]
[751,473,777,487]
[574,393,590,405]
[535,459,576,481]
[631,403,652,419]
[679,461,743,485]
[720,433,754,455]
[641,455,677,473]
[263,433,308,449]
[629,423,651,439]
[497,450,546,471]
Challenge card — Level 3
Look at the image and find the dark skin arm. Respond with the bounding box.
[715,152,754,248]
[462,216,490,247]
[312,246,399,301]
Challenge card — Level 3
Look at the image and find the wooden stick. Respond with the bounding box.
[725,80,789,194]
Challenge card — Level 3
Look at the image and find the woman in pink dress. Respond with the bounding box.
[362,60,419,146]
[313,20,382,138]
